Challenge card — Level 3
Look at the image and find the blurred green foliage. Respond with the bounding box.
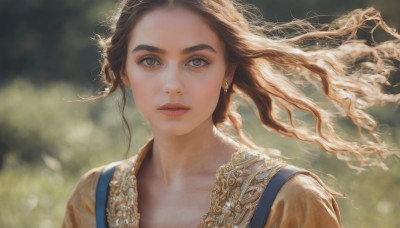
[0,0,399,227]
[0,81,151,227]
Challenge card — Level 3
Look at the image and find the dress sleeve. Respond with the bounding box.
[264,173,342,228]
[61,167,103,228]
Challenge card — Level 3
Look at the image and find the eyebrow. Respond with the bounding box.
[131,45,165,54]
[131,44,217,54]
[182,44,217,54]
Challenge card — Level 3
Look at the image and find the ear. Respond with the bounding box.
[120,70,130,86]
[225,64,237,85]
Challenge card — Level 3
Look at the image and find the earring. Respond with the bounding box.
[223,82,229,94]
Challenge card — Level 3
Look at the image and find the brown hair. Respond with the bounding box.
[92,0,400,170]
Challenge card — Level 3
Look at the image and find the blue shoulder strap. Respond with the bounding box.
[249,165,300,228]
[95,162,120,228]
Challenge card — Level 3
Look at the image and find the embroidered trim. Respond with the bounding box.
[106,146,284,228]
[198,148,284,227]
[107,159,140,228]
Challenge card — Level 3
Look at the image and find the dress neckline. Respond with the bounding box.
[107,139,283,227]
[131,139,244,226]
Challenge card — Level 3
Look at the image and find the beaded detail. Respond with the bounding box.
[106,146,284,228]
[199,148,283,227]
[107,159,140,228]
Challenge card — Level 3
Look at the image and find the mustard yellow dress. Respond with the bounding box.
[62,142,342,227]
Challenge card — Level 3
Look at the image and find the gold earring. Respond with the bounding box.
[223,82,229,94]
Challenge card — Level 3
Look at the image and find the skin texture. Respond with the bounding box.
[123,5,238,227]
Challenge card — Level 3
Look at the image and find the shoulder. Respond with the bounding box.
[66,164,113,206]
[222,147,342,227]
[231,146,284,171]
[68,160,131,200]
[203,146,285,227]
[62,165,104,227]
[265,171,342,228]
[221,146,286,189]
[61,158,136,228]
[276,172,339,208]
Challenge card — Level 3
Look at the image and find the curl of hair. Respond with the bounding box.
[91,0,400,170]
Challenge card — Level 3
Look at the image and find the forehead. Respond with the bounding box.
[128,5,224,51]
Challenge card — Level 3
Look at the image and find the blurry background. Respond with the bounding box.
[0,0,399,227]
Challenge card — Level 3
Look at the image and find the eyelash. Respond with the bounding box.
[138,56,160,68]
[137,56,210,68]
[186,57,210,68]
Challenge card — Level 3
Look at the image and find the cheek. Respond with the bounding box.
[132,84,147,96]
[193,78,224,110]
[129,78,154,114]
[203,66,226,97]
[126,66,155,102]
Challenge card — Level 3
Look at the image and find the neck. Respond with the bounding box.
[149,122,237,186]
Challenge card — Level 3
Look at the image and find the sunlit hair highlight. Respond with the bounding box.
[92,0,400,171]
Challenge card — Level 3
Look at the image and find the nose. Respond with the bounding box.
[163,64,184,96]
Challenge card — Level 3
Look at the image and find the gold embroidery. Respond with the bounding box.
[107,159,140,228]
[106,146,284,228]
[199,148,284,227]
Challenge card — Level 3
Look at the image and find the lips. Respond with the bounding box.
[157,103,190,116]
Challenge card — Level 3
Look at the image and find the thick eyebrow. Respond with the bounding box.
[182,44,217,54]
[131,45,165,54]
[131,44,217,54]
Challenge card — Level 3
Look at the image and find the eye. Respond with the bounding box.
[186,57,209,68]
[139,57,160,67]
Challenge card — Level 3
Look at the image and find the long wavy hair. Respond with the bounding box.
[92,0,400,170]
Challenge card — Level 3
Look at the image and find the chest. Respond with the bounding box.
[137,183,212,228]
[137,165,219,227]
[106,150,282,227]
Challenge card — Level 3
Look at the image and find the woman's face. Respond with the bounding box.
[124,5,230,136]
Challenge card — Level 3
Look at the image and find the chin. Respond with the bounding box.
[155,123,195,137]
[150,116,214,137]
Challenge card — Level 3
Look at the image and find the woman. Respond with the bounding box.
[62,0,399,227]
